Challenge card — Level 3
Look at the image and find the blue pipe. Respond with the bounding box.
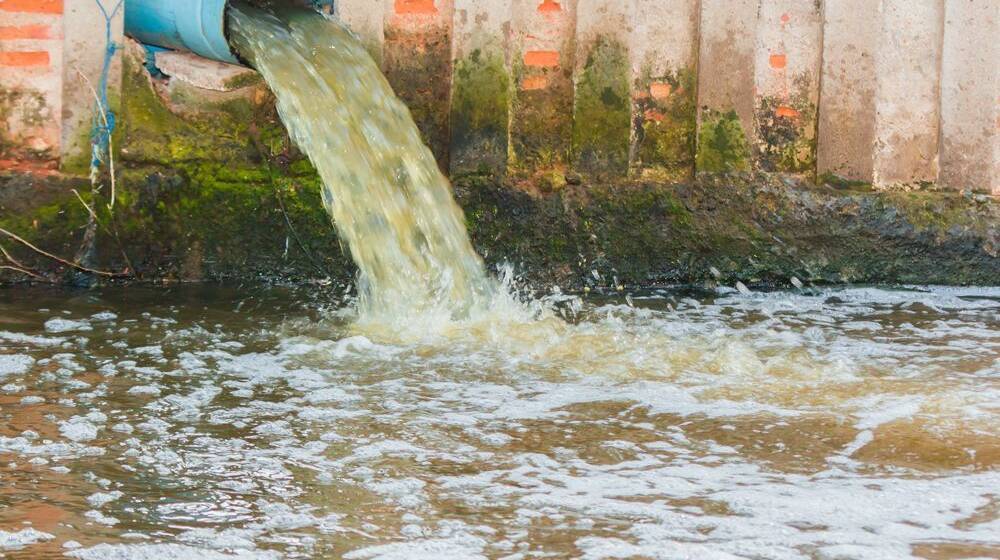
[123,0,239,65]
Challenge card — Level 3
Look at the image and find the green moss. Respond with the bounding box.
[510,51,574,173]
[382,25,453,167]
[819,172,870,191]
[223,71,264,90]
[632,67,697,180]
[754,77,817,173]
[572,38,631,175]
[696,110,750,173]
[449,47,510,175]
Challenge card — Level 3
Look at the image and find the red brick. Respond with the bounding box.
[394,0,437,15]
[0,24,51,40]
[538,0,561,12]
[0,50,49,66]
[0,0,63,14]
[524,50,559,67]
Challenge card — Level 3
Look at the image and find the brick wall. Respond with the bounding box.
[0,0,65,168]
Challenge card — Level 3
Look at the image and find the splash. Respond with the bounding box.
[228,3,499,327]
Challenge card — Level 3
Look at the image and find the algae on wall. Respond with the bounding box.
[754,73,818,174]
[450,47,510,176]
[696,109,751,173]
[572,37,631,176]
[382,18,454,169]
[0,47,352,285]
[631,66,698,180]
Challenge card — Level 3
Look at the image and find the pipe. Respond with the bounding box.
[123,0,239,65]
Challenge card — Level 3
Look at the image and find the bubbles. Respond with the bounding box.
[2,283,999,557]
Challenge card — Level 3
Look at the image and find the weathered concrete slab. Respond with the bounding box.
[0,0,65,167]
[60,0,123,171]
[449,0,511,176]
[939,0,999,194]
[696,0,758,173]
[155,50,259,92]
[627,0,698,180]
[337,0,385,63]
[817,0,879,184]
[752,0,822,174]
[873,0,944,187]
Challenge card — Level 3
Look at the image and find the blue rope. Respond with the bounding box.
[90,0,124,171]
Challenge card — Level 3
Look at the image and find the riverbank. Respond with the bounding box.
[1,168,996,289]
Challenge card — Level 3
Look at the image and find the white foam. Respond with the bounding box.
[0,528,54,550]
[67,543,280,560]
[44,318,92,333]
[0,354,33,377]
[60,418,100,442]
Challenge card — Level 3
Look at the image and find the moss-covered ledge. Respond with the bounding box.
[2,168,997,288]
[455,174,998,288]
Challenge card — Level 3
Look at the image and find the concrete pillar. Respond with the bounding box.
[872,0,944,187]
[939,0,998,194]
[449,0,511,176]
[337,0,385,63]
[752,0,822,174]
[0,0,64,168]
[510,0,577,172]
[695,0,758,173]
[572,0,630,175]
[627,0,699,180]
[816,0,879,183]
[382,0,455,168]
[60,0,123,172]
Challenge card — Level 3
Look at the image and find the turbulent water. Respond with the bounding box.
[0,285,998,559]
[228,4,495,326]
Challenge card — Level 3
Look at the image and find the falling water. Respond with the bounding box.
[228,3,496,324]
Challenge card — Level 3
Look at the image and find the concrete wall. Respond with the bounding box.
[816,0,879,183]
[939,0,998,193]
[5,0,999,194]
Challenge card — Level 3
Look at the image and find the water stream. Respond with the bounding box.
[228,3,497,328]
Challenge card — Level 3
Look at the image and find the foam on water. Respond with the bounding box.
[0,286,996,558]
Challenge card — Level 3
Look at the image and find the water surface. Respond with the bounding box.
[0,285,997,559]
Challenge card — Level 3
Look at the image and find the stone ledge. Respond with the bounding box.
[154,51,260,92]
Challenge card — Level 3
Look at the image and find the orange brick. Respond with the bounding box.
[649,82,672,100]
[775,105,799,118]
[0,51,49,66]
[0,24,51,40]
[0,0,63,14]
[521,75,548,90]
[538,0,561,12]
[394,0,437,15]
[524,50,559,67]
[769,53,787,69]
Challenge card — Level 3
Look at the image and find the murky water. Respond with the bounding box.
[228,4,496,324]
[1,285,998,559]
